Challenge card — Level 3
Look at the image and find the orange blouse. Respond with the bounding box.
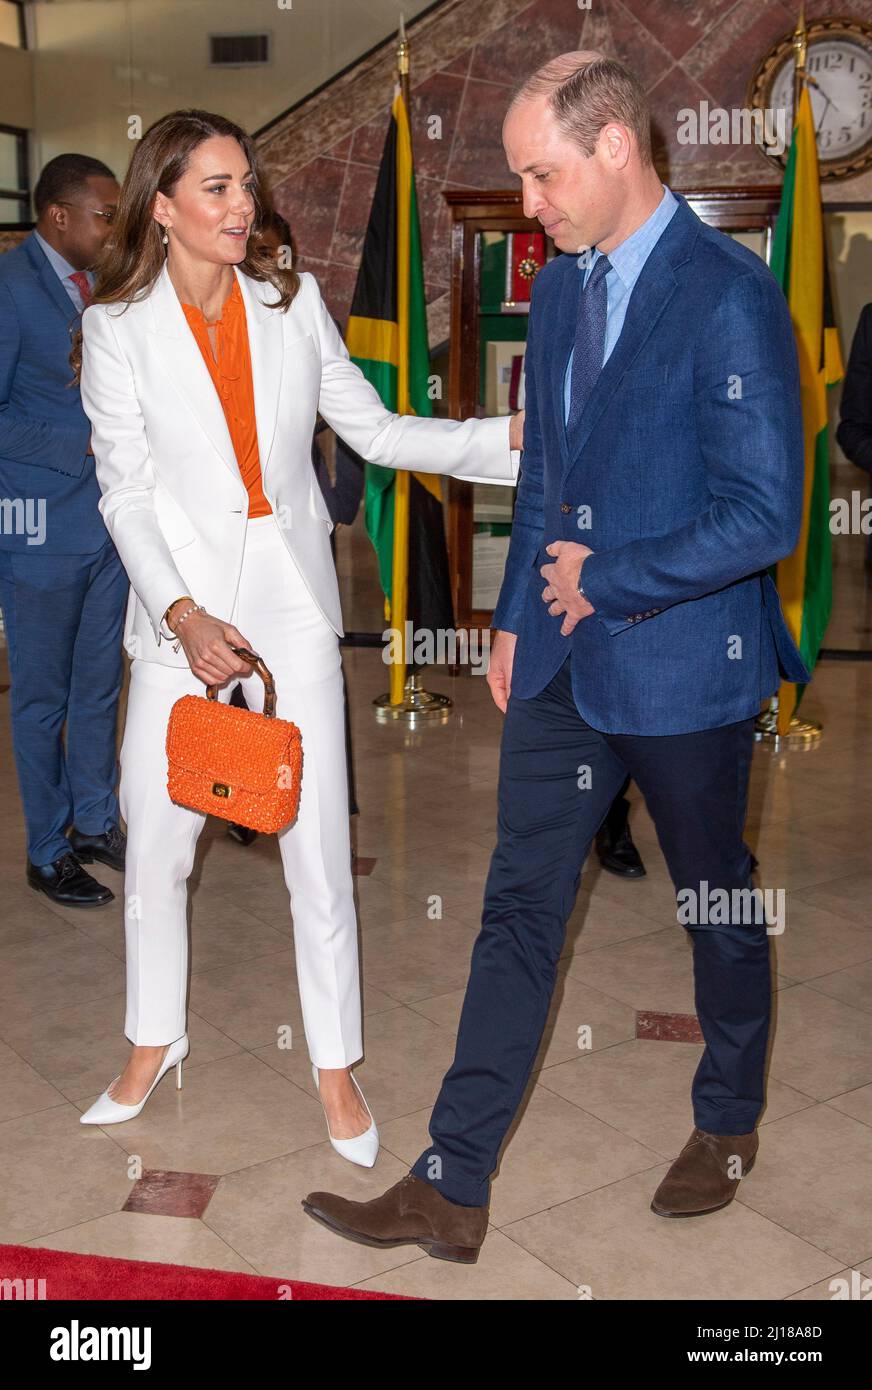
[181,278,271,518]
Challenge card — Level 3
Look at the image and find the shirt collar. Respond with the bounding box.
[578,185,678,290]
[33,229,91,286]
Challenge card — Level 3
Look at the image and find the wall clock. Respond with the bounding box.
[748,15,872,180]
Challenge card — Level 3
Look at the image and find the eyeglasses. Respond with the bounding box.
[54,200,116,225]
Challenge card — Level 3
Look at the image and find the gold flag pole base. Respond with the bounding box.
[373,670,452,725]
[754,697,823,746]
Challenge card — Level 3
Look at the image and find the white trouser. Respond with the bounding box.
[118,512,362,1067]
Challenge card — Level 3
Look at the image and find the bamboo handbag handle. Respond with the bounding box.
[206,645,277,718]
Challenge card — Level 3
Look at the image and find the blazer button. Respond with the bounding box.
[560,502,572,513]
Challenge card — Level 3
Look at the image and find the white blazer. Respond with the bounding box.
[79,263,519,667]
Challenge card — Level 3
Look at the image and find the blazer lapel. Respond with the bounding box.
[560,194,699,481]
[552,255,584,468]
[562,262,678,480]
[146,262,284,491]
[146,262,241,482]
[234,267,283,486]
[25,234,87,332]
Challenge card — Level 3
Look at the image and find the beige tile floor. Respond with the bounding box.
[2,529,872,1300]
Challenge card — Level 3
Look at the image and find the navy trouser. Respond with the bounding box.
[0,540,128,865]
[410,655,768,1208]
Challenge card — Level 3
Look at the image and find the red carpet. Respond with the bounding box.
[0,1243,416,1300]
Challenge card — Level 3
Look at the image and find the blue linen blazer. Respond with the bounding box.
[0,233,104,553]
[492,194,810,735]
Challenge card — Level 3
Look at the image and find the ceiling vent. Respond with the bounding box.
[209,33,271,68]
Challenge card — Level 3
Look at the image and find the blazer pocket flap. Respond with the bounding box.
[286,333,318,360]
[621,366,672,391]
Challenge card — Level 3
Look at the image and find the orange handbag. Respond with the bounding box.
[166,647,303,834]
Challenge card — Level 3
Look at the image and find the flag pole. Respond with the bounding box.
[755,2,823,748]
[792,1,807,124]
[388,13,411,709]
[397,9,410,108]
[373,12,452,723]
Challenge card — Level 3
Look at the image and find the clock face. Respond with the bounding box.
[770,38,872,160]
[749,20,872,179]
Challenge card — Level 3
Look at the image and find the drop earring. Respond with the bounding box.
[161,225,169,244]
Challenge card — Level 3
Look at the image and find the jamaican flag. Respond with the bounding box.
[770,83,843,734]
[345,87,453,703]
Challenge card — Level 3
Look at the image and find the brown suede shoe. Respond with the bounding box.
[302,1173,488,1264]
[651,1127,759,1217]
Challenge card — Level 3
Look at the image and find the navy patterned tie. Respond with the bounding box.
[566,253,611,435]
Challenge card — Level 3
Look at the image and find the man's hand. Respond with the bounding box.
[509,409,525,452]
[540,540,595,636]
[487,629,516,713]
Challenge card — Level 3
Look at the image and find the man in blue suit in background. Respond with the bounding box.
[305,52,810,1261]
[0,153,127,907]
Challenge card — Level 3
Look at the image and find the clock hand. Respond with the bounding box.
[814,91,834,137]
[808,73,843,116]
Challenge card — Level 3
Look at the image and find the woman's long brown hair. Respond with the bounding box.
[70,108,298,379]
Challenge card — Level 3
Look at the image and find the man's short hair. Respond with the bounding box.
[34,153,116,217]
[509,52,653,166]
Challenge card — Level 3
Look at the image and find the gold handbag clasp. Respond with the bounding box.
[212,782,230,798]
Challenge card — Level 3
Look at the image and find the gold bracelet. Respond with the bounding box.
[163,594,194,630]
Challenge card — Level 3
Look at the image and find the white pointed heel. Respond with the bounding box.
[311,1062,379,1168]
[80,1034,190,1125]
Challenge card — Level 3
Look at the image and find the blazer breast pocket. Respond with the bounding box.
[621,366,673,393]
[286,333,318,361]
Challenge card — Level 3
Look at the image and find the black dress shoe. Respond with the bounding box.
[27,853,114,907]
[595,796,646,878]
[68,824,126,873]
[227,822,258,846]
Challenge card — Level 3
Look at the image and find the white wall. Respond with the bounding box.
[16,0,431,185]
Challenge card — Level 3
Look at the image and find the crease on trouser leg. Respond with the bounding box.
[120,660,205,1047]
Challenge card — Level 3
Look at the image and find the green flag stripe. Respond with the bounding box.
[769,132,795,294]
[350,356,397,410]
[406,174,432,421]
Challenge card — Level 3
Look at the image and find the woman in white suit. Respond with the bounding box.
[74,109,522,1163]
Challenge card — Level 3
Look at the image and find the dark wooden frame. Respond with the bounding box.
[443,185,784,632]
[0,122,30,230]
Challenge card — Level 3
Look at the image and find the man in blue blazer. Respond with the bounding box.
[305,53,810,1260]
[0,154,128,906]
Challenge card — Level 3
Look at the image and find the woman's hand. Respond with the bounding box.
[169,605,254,686]
[509,409,525,452]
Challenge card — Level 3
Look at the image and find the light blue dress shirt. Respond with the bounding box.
[33,230,94,315]
[563,185,679,424]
